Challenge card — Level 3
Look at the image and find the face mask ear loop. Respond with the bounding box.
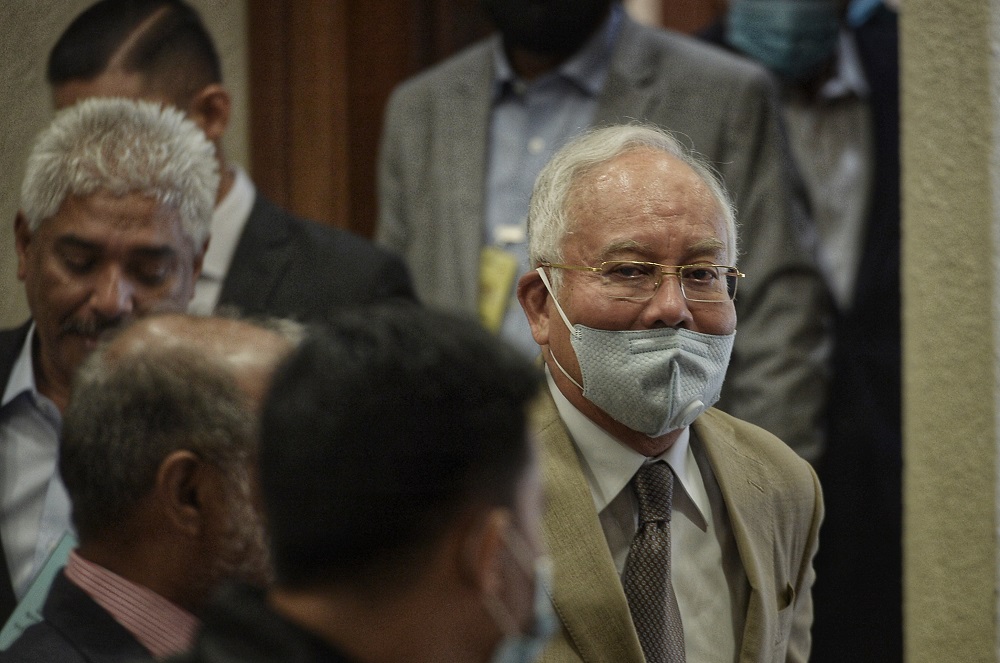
[536,267,584,392]
[536,267,575,334]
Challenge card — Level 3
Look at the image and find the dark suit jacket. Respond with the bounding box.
[0,322,31,623]
[0,571,150,662]
[217,194,416,322]
[170,583,357,663]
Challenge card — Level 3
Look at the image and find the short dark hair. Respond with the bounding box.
[48,0,221,104]
[260,304,541,591]
[60,342,253,541]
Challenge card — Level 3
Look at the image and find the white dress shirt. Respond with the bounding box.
[0,325,71,599]
[546,370,747,662]
[188,166,256,315]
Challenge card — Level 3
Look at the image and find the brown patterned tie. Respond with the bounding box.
[623,461,686,663]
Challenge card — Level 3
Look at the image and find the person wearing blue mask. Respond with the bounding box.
[516,124,822,663]
[171,304,553,663]
[704,2,903,661]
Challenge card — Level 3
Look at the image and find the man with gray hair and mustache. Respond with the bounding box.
[0,312,299,662]
[0,97,217,625]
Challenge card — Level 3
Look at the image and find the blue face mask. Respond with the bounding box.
[725,0,841,82]
[489,556,557,663]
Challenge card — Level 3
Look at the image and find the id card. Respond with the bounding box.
[479,246,520,333]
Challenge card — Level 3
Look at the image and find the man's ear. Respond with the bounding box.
[156,450,208,538]
[517,269,551,347]
[460,507,513,597]
[186,84,231,143]
[14,212,33,282]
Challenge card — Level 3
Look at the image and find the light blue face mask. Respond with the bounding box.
[725,0,841,82]
[489,556,558,663]
[538,267,735,437]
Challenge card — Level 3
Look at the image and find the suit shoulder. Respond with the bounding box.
[622,21,776,90]
[294,213,408,271]
[387,37,494,106]
[699,408,816,482]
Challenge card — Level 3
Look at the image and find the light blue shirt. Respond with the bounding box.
[485,4,623,357]
[0,325,72,600]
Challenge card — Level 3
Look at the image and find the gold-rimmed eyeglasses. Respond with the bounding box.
[541,261,744,302]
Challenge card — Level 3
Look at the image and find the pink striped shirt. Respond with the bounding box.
[64,550,199,659]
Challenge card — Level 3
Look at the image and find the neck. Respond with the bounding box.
[216,154,236,206]
[268,582,492,663]
[505,45,569,81]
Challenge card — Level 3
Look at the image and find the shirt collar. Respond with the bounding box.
[201,165,256,281]
[2,324,38,408]
[490,2,623,101]
[65,550,199,659]
[545,368,709,525]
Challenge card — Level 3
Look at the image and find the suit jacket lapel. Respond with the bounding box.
[693,410,778,663]
[439,42,494,310]
[216,195,295,315]
[534,393,645,663]
[0,322,33,622]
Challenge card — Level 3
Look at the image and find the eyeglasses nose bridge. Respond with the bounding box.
[652,266,688,299]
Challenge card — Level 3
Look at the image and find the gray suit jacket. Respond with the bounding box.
[530,392,822,663]
[378,16,831,461]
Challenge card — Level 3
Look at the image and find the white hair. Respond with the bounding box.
[20,97,218,245]
[527,124,738,287]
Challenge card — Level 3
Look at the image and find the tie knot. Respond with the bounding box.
[634,462,673,525]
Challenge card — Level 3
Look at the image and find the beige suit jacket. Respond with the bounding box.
[531,392,823,663]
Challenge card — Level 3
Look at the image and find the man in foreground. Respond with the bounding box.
[176,305,553,663]
[516,125,823,662]
[0,313,299,661]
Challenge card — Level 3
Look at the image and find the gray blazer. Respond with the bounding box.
[377,16,831,460]
[530,392,823,663]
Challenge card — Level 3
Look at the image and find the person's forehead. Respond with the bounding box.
[46,190,185,236]
[575,147,703,196]
[565,149,729,251]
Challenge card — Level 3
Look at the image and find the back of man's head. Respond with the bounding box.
[260,304,541,593]
[48,0,220,107]
[60,313,299,605]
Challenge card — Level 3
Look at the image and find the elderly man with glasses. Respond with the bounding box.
[516,124,823,663]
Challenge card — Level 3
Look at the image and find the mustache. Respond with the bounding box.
[60,316,125,338]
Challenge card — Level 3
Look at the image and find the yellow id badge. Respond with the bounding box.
[479,246,520,333]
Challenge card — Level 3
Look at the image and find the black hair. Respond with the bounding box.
[260,303,541,591]
[48,0,221,104]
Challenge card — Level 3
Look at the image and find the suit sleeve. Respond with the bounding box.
[786,463,823,663]
[713,69,833,465]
